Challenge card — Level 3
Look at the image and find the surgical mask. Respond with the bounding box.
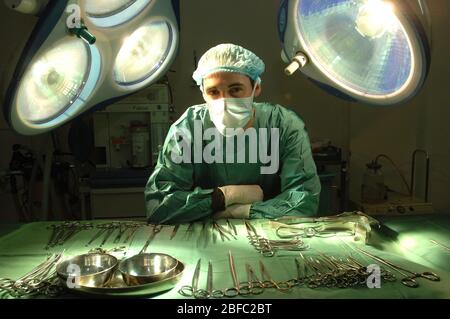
[207,82,258,136]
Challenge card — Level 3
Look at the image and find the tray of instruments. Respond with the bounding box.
[59,254,185,298]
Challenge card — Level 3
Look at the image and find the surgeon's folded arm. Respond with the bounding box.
[249,188,320,219]
[144,160,214,224]
[145,185,214,224]
[249,114,321,219]
[145,128,214,224]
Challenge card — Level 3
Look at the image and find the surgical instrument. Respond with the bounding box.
[287,258,307,287]
[140,224,163,254]
[207,261,225,298]
[123,223,142,244]
[259,260,292,292]
[0,253,64,298]
[225,251,248,297]
[244,264,265,295]
[46,222,92,249]
[100,222,121,247]
[88,246,127,254]
[245,220,274,257]
[276,224,355,239]
[113,224,128,244]
[170,225,180,240]
[213,222,228,242]
[196,221,212,249]
[212,221,236,242]
[227,219,238,236]
[245,220,308,256]
[429,239,450,252]
[113,222,142,244]
[178,259,209,299]
[354,247,440,288]
[85,223,110,247]
[185,222,195,240]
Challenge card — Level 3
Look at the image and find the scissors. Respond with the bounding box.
[355,247,440,288]
[259,260,292,292]
[178,259,209,299]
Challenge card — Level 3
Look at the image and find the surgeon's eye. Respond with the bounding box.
[229,87,243,96]
[206,89,219,97]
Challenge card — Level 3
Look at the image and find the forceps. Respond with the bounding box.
[245,221,274,257]
[355,247,440,288]
[179,259,209,299]
[259,260,292,292]
[244,264,265,295]
[222,262,265,296]
[225,251,248,297]
[287,258,307,287]
[206,261,225,298]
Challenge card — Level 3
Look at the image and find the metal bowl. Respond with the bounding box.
[56,253,118,288]
[119,253,179,286]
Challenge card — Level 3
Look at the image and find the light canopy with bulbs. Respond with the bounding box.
[278,0,431,105]
[3,0,179,135]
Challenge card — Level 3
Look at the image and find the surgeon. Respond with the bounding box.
[145,43,321,224]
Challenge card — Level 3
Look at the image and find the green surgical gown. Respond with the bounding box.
[145,102,321,224]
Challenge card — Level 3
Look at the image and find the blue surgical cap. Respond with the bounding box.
[192,44,265,89]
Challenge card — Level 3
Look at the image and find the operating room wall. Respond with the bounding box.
[347,0,450,213]
[0,7,43,222]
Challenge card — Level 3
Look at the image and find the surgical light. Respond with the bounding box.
[355,0,397,39]
[16,38,91,123]
[278,0,431,105]
[3,0,179,135]
[85,0,137,16]
[84,0,153,28]
[114,21,172,87]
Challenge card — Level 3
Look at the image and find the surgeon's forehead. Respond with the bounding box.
[203,72,251,89]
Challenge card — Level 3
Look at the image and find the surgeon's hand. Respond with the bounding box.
[213,204,251,220]
[218,185,264,207]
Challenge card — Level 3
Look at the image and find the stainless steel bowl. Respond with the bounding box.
[119,253,179,286]
[56,253,118,288]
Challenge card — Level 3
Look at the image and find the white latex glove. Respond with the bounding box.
[213,204,251,220]
[218,185,263,207]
